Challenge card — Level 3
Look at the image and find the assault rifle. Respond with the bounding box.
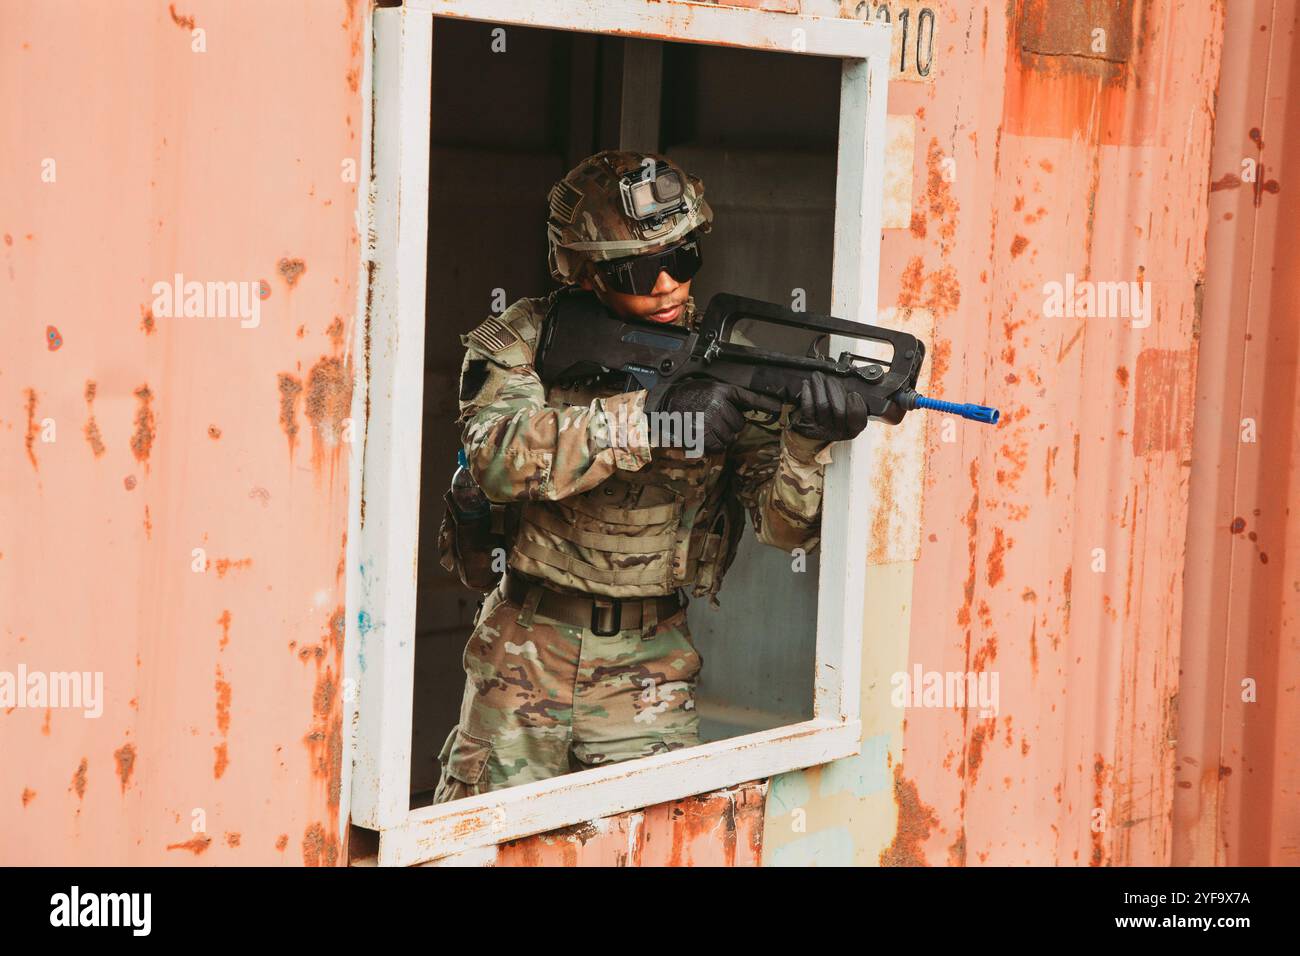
[535,290,999,427]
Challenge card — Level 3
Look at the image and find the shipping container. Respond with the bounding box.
[1,0,1294,868]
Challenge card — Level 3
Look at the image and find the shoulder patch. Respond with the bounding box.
[467,315,518,355]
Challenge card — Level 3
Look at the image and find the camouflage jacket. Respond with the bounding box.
[457,294,832,600]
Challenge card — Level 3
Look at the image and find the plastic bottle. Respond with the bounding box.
[450,448,490,518]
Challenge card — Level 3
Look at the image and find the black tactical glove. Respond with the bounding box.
[790,371,870,444]
[659,380,782,454]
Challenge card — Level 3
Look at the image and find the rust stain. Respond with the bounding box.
[143,504,152,539]
[1210,172,1242,192]
[1010,234,1029,258]
[1029,617,1039,677]
[924,138,959,254]
[113,743,136,793]
[168,4,195,30]
[123,475,137,491]
[868,448,896,564]
[302,822,340,867]
[1005,0,1141,145]
[46,324,62,350]
[70,758,87,800]
[1091,755,1109,866]
[305,355,354,472]
[880,765,939,866]
[215,670,231,733]
[218,609,231,649]
[986,526,1007,587]
[130,384,155,465]
[224,832,241,847]
[1132,349,1193,456]
[966,720,994,783]
[327,315,346,350]
[275,834,289,851]
[898,257,926,307]
[929,338,951,389]
[302,607,347,849]
[926,267,962,316]
[948,828,967,866]
[278,373,303,452]
[1251,165,1280,207]
[307,668,344,811]
[278,257,307,288]
[83,380,106,457]
[208,424,222,439]
[23,388,38,471]
[166,836,212,855]
[140,304,155,335]
[21,788,36,807]
[211,557,253,578]
[956,460,981,629]
[214,665,231,779]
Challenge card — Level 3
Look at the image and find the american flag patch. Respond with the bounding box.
[467,315,518,355]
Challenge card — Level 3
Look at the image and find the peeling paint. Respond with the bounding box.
[879,765,938,866]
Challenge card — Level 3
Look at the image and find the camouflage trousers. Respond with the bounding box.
[433,584,702,802]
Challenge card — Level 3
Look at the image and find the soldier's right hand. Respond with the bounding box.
[659,380,783,454]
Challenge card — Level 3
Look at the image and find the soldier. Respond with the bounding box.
[434,151,869,802]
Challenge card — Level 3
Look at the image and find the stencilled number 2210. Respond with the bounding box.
[850,2,937,81]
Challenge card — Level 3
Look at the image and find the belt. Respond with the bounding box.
[502,570,686,636]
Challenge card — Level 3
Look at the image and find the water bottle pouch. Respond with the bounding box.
[437,490,515,592]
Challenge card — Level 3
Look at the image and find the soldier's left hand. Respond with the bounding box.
[790,371,870,444]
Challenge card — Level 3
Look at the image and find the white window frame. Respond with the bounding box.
[345,0,892,867]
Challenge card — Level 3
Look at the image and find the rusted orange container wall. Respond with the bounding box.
[1177,1,1299,867]
[1,1,365,864]
[760,0,1226,867]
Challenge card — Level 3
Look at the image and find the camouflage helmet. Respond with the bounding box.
[547,150,713,285]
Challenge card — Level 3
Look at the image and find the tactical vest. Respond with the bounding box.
[443,295,748,602]
[508,418,746,600]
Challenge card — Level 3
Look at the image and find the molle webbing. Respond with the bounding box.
[511,536,668,587]
[524,506,677,554]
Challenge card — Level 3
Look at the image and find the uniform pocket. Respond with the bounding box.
[438,725,493,787]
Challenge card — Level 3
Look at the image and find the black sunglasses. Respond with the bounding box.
[596,236,703,296]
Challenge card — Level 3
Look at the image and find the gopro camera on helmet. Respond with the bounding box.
[619,162,687,224]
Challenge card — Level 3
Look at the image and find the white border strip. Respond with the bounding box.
[381,719,861,866]
[349,5,435,830]
[408,0,891,60]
